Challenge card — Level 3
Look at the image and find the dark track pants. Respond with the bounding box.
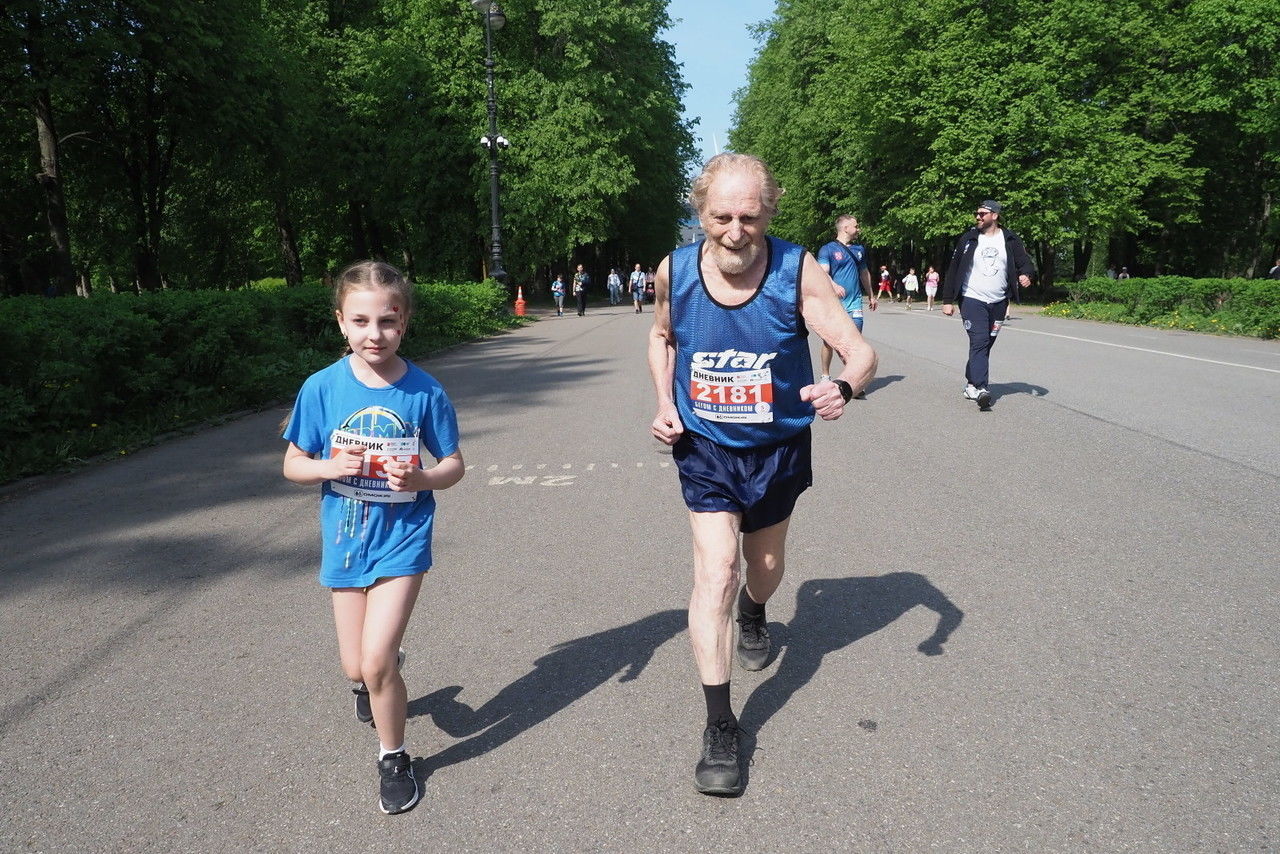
[959,296,1008,389]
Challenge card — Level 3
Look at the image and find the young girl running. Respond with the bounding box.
[282,261,465,815]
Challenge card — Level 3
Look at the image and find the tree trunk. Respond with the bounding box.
[1086,234,1109,278]
[397,223,415,279]
[1073,239,1089,279]
[366,205,387,261]
[1247,184,1272,278]
[1036,241,1056,291]
[348,199,369,259]
[274,197,303,287]
[25,11,76,297]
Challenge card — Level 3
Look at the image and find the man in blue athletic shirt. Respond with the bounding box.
[817,214,875,390]
[648,153,878,796]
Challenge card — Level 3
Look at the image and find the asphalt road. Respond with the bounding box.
[2,299,1277,852]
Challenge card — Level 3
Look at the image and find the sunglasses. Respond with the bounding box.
[974,210,994,216]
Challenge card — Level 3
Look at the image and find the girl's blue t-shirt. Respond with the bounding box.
[283,356,459,587]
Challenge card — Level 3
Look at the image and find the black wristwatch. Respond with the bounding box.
[832,378,853,402]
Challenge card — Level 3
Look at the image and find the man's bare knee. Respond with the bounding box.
[692,559,740,614]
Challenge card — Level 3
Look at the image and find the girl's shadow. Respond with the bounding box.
[738,572,963,781]
[409,609,686,773]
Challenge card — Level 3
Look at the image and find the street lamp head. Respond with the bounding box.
[470,0,505,30]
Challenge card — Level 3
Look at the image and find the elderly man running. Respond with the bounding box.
[648,153,877,796]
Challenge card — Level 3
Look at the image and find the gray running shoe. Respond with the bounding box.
[694,719,742,796]
[735,611,771,671]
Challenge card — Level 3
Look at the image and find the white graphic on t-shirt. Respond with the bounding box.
[978,246,1000,277]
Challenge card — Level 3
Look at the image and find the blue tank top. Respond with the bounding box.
[670,236,814,448]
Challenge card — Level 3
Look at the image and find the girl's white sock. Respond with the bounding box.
[379,743,406,759]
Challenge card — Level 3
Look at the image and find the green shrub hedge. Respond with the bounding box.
[1044,276,1279,338]
[0,280,517,483]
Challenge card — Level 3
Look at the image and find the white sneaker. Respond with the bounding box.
[963,384,980,400]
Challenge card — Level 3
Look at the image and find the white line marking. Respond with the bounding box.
[911,311,1280,371]
[914,311,1280,373]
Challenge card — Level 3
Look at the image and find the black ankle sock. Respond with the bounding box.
[738,585,765,620]
[702,682,735,727]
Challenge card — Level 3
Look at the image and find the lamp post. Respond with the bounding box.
[472,0,508,284]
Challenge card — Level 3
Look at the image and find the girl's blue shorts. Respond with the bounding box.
[672,426,812,533]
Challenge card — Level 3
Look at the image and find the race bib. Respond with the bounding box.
[328,429,422,503]
[690,366,774,423]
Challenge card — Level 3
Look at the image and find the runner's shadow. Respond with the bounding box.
[988,381,1049,400]
[739,573,963,743]
[410,609,685,772]
[863,374,905,395]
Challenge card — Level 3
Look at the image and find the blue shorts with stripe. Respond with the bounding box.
[672,427,812,533]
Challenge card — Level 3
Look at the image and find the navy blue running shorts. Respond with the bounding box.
[672,427,812,533]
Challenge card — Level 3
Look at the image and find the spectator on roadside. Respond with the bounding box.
[1117,266,1131,280]
[1266,260,1279,280]
[877,265,893,300]
[924,266,940,311]
[607,268,622,305]
[902,267,919,309]
[941,199,1035,411]
[573,263,590,316]
[629,263,647,313]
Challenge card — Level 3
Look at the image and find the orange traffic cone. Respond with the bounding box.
[514,285,526,316]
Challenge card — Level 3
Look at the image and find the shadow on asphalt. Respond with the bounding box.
[988,381,1049,401]
[737,572,963,789]
[409,609,686,773]
[863,374,906,395]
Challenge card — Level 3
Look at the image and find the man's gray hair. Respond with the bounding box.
[688,153,785,218]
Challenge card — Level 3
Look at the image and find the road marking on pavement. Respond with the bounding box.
[1005,327,1280,374]
[915,313,1280,374]
[465,460,673,486]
